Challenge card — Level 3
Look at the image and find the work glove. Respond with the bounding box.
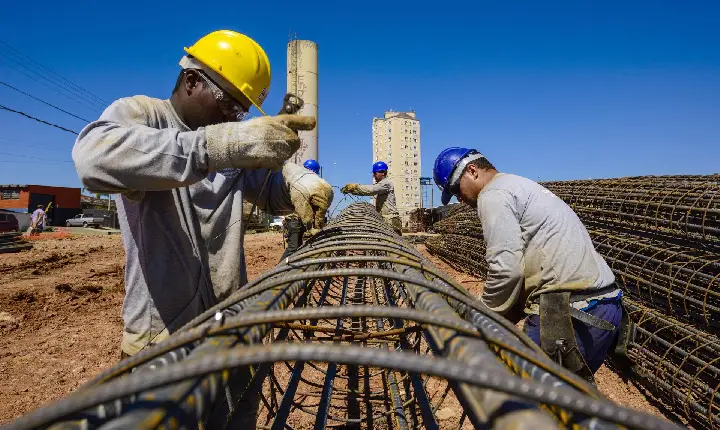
[341,183,359,194]
[205,115,316,171]
[283,163,334,229]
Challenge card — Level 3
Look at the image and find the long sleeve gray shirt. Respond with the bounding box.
[353,177,399,218]
[477,173,616,315]
[72,95,295,355]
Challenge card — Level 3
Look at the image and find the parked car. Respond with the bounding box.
[0,213,20,233]
[269,216,284,231]
[65,214,104,228]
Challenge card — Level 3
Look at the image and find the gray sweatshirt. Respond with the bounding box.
[353,177,400,218]
[477,173,616,315]
[72,95,295,355]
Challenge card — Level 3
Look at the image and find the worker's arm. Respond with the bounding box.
[243,169,294,216]
[244,163,334,227]
[352,181,390,196]
[72,97,311,195]
[478,189,525,315]
[72,97,211,194]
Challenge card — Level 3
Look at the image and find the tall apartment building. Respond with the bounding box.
[371,111,421,225]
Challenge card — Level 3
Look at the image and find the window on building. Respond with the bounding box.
[1,189,20,200]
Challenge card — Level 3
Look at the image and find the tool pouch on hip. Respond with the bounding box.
[539,291,595,383]
[611,296,633,370]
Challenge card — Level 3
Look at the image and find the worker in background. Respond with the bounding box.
[341,161,402,235]
[72,30,333,427]
[30,205,46,235]
[432,147,623,382]
[279,159,321,262]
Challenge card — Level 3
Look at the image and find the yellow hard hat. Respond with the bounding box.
[184,30,271,115]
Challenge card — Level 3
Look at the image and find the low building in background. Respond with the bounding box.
[0,184,81,226]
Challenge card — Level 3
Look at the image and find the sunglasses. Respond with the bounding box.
[195,71,250,122]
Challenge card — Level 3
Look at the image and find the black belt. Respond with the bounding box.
[569,284,619,303]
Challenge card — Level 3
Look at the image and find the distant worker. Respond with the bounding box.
[433,147,623,382]
[278,159,322,262]
[72,30,333,427]
[341,161,402,234]
[30,205,46,235]
[303,158,320,175]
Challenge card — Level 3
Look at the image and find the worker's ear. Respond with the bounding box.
[466,163,479,180]
[183,70,202,94]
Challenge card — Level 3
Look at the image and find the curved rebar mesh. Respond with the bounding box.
[425,175,720,428]
[5,203,676,430]
[542,175,720,245]
[625,298,720,428]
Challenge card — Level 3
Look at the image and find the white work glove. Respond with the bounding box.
[204,115,316,171]
[283,163,334,229]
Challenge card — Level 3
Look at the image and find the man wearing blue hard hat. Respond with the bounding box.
[279,159,322,262]
[433,147,624,382]
[303,159,320,175]
[341,161,402,234]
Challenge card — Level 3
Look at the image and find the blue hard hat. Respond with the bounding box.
[303,159,320,174]
[372,161,389,173]
[433,147,479,205]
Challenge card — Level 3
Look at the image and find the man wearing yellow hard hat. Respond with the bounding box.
[72,30,333,426]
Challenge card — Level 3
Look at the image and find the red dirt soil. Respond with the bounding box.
[0,233,668,426]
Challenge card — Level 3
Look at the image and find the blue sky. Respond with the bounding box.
[0,0,718,208]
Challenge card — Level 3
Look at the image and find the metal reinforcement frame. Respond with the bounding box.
[5,203,678,430]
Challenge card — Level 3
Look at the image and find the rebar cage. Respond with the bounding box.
[425,175,720,429]
[6,203,677,430]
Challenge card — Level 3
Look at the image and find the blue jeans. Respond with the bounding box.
[524,298,623,374]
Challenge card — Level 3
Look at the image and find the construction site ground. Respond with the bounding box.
[0,232,667,425]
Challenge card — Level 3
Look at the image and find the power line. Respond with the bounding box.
[0,151,72,163]
[0,103,79,135]
[0,39,108,106]
[0,46,105,111]
[0,81,91,122]
[0,159,72,164]
[0,53,103,112]
[0,138,72,151]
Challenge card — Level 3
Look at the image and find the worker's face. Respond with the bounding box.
[454,165,484,209]
[180,70,250,129]
[197,71,252,122]
[373,171,386,182]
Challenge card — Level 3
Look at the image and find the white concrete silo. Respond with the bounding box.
[287,39,318,165]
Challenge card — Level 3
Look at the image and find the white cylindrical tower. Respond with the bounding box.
[287,40,318,165]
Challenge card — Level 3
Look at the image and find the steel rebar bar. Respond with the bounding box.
[6,203,678,430]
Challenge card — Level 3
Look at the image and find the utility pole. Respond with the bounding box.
[420,177,432,208]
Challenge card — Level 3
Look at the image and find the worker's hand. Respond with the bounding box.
[205,115,316,171]
[341,183,359,194]
[283,163,334,229]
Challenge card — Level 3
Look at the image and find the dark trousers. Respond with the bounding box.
[524,299,623,374]
[280,217,306,262]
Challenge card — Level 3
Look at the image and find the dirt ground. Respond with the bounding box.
[0,233,667,425]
